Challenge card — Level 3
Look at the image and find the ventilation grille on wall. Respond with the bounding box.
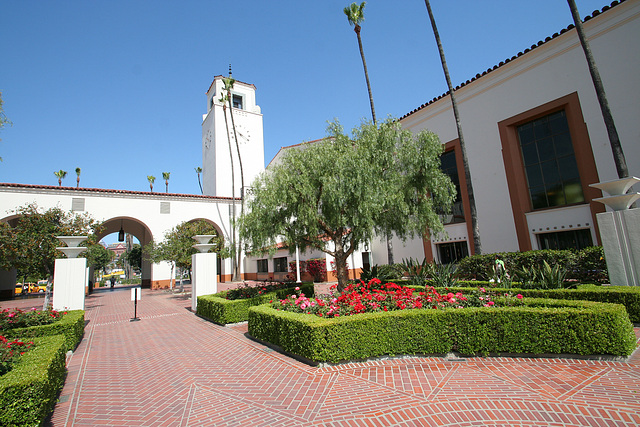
[71,198,85,212]
[160,202,170,214]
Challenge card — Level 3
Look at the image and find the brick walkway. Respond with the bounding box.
[3,287,640,426]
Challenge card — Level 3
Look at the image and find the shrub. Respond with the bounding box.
[440,285,640,323]
[0,336,34,376]
[197,283,314,325]
[0,308,64,330]
[0,335,67,427]
[3,310,85,353]
[248,298,636,364]
[306,259,327,282]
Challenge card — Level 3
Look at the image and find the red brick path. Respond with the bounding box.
[3,287,639,426]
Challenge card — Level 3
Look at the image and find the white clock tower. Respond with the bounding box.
[201,74,265,198]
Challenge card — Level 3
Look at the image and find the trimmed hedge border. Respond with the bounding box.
[197,283,315,325]
[248,298,636,364]
[4,310,85,352]
[0,334,67,427]
[447,284,640,323]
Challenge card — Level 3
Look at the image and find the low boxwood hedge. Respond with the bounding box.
[442,285,640,323]
[197,283,315,325]
[4,310,85,352]
[248,298,636,364]
[0,334,67,427]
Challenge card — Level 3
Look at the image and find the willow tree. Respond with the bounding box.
[240,119,455,292]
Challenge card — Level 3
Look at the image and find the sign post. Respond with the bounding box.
[130,287,141,322]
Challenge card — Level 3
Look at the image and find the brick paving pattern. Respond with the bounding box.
[3,286,639,426]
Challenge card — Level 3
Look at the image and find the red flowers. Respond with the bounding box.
[278,278,471,318]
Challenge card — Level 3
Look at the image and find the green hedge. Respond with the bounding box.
[456,247,608,283]
[248,299,636,364]
[4,310,85,352]
[0,334,67,427]
[440,286,640,323]
[197,283,315,325]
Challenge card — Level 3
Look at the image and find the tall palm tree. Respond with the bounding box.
[423,0,482,255]
[219,79,239,281]
[566,0,628,178]
[75,167,81,188]
[344,2,394,264]
[344,2,376,124]
[162,172,171,193]
[54,170,67,187]
[147,175,156,192]
[195,167,203,194]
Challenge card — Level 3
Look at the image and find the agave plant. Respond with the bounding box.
[538,260,568,289]
[513,266,538,289]
[401,257,432,287]
[426,263,460,288]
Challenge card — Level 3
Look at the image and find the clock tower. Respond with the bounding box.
[201,75,265,198]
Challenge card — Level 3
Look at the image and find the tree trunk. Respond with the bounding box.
[355,26,376,125]
[566,0,628,178]
[424,0,482,255]
[334,252,350,293]
[228,96,245,282]
[222,104,239,281]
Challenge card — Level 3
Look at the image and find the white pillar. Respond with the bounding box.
[191,252,217,311]
[53,258,87,311]
[597,208,640,286]
[295,245,301,283]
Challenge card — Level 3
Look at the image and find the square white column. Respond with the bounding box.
[597,208,640,286]
[191,252,217,311]
[53,258,87,311]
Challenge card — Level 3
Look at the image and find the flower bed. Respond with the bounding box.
[197,283,314,325]
[3,309,85,352]
[447,284,640,323]
[248,297,636,364]
[0,334,67,426]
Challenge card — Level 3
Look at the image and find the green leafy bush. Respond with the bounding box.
[456,247,608,283]
[197,283,314,325]
[3,310,85,352]
[248,298,636,364]
[0,335,67,427]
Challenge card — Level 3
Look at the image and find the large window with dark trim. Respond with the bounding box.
[257,259,268,273]
[537,229,593,250]
[517,110,584,209]
[437,241,468,264]
[439,150,464,224]
[273,257,288,273]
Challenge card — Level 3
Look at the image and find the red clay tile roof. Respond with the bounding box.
[399,0,625,121]
[0,182,238,201]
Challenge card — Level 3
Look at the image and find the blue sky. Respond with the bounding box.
[1,0,609,196]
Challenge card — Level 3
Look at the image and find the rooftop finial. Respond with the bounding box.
[228,64,232,77]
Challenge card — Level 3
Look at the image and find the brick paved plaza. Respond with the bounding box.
[3,286,640,426]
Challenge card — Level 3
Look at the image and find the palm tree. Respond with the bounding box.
[162,172,170,193]
[54,170,67,187]
[344,2,395,264]
[423,0,482,255]
[75,167,81,188]
[219,79,239,281]
[147,175,156,192]
[566,0,628,178]
[344,2,376,124]
[195,167,203,194]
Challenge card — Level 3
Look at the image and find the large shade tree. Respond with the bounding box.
[240,119,455,292]
[0,203,101,308]
[146,220,227,288]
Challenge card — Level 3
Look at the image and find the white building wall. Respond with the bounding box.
[400,0,640,256]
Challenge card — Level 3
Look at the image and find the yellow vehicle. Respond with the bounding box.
[15,282,47,294]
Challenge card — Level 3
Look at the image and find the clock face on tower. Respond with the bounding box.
[205,130,213,149]
[233,124,251,144]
